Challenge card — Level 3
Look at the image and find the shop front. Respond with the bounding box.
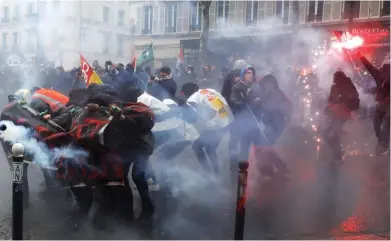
[350,20,390,66]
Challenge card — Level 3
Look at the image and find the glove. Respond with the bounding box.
[109,104,122,117]
[86,103,99,111]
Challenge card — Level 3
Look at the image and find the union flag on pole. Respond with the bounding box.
[80,54,103,85]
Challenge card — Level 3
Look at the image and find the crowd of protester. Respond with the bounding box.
[0,49,389,229]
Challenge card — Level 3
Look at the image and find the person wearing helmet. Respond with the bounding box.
[27,87,71,130]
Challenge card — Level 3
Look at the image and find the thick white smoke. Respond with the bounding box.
[0,120,88,168]
[211,16,375,102]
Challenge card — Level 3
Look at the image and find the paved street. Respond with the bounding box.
[0,118,388,239]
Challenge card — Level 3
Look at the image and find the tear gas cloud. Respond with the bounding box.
[146,15,381,239]
[0,120,88,167]
[4,0,120,90]
[210,16,376,108]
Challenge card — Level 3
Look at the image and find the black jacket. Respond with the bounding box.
[147,76,177,101]
[86,84,121,107]
[360,56,390,105]
[230,81,261,115]
[221,70,239,109]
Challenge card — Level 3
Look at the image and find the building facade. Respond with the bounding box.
[129,0,390,67]
[0,0,131,69]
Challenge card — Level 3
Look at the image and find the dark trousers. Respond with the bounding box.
[153,129,191,184]
[228,121,241,166]
[374,104,390,146]
[238,124,267,162]
[320,113,346,162]
[192,127,227,174]
[131,154,154,216]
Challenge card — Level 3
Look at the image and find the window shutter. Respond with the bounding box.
[257,1,265,22]
[152,4,158,33]
[265,1,275,18]
[176,2,183,32]
[236,1,245,25]
[331,0,342,21]
[135,7,142,35]
[370,0,381,17]
[322,1,332,21]
[359,1,369,18]
[228,1,235,27]
[299,1,307,23]
[158,3,165,33]
[182,1,190,32]
[209,1,216,29]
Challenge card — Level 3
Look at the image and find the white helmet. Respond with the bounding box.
[233,59,248,70]
[14,89,32,103]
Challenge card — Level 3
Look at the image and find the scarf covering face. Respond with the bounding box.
[159,74,172,81]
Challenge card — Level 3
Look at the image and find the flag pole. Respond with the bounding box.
[79,0,83,53]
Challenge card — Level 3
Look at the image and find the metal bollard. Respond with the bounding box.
[234,160,249,240]
[11,143,24,240]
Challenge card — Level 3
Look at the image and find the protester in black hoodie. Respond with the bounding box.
[230,66,266,164]
[321,71,360,165]
[257,74,293,145]
[357,52,390,155]
[147,66,177,101]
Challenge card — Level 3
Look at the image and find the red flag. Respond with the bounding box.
[80,54,103,85]
[131,55,136,69]
[178,47,184,64]
[176,47,185,70]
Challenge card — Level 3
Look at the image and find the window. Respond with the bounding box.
[246,1,258,25]
[103,6,110,23]
[27,2,33,15]
[2,33,7,49]
[276,1,283,17]
[13,5,20,21]
[117,36,124,56]
[3,6,10,23]
[102,33,109,53]
[283,1,289,23]
[316,1,324,21]
[165,2,177,33]
[190,2,202,31]
[342,1,360,19]
[381,0,390,16]
[143,5,152,34]
[217,1,229,21]
[12,32,18,46]
[276,0,289,23]
[118,10,125,26]
[39,1,47,17]
[308,0,324,22]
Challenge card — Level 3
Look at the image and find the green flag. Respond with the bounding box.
[136,44,154,68]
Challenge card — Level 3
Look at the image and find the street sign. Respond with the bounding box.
[12,163,23,183]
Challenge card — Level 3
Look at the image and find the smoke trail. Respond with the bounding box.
[0,120,88,167]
